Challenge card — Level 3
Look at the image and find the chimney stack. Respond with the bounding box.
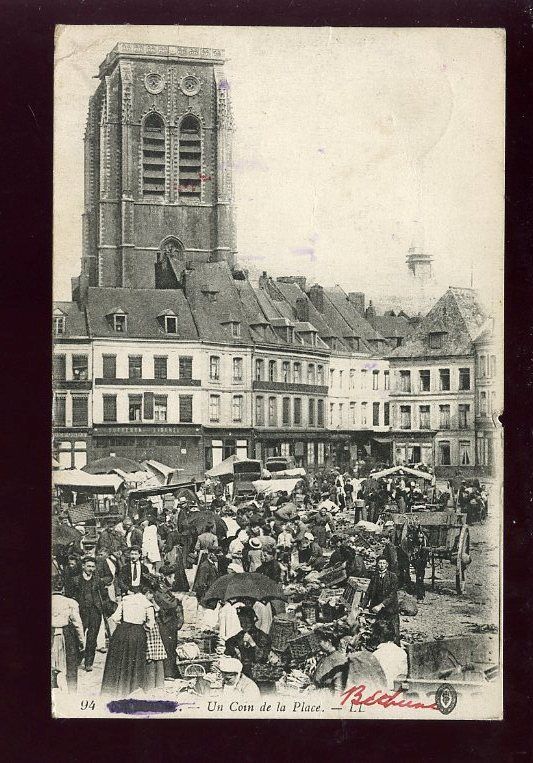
[295,297,310,322]
[347,292,365,314]
[276,275,307,292]
[308,284,325,313]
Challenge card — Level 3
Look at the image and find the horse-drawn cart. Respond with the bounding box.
[391,510,471,595]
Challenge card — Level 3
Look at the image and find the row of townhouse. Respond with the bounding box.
[53,268,501,480]
[53,262,396,474]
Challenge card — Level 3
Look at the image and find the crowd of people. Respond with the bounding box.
[52,464,488,701]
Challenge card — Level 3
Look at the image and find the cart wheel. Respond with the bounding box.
[455,525,471,594]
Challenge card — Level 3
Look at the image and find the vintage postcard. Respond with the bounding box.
[52,25,504,719]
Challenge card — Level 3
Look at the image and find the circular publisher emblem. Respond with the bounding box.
[435,683,457,715]
[144,72,165,94]
[180,75,201,97]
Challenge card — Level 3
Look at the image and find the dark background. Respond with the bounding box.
[1,1,531,759]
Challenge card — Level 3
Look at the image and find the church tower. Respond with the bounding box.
[79,43,236,291]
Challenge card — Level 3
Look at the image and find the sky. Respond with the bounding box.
[54,26,505,315]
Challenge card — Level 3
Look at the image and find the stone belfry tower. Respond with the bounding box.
[79,43,236,291]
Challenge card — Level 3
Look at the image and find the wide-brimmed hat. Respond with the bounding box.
[249,538,262,550]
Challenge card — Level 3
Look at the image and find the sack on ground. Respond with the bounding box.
[398,591,418,616]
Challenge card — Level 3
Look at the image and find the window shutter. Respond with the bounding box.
[179,395,193,423]
[53,355,66,381]
[102,355,116,379]
[179,356,193,379]
[144,392,154,419]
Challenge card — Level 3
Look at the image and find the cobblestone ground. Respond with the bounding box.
[74,512,501,697]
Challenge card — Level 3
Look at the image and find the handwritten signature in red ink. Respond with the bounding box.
[340,685,438,711]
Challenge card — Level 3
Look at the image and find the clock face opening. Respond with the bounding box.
[180,75,201,96]
[144,73,165,94]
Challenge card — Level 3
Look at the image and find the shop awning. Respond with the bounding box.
[53,469,124,493]
[369,465,434,482]
[372,436,393,444]
[252,477,303,496]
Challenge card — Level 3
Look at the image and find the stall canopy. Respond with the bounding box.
[83,456,145,475]
[369,466,434,482]
[267,467,306,479]
[205,454,243,480]
[53,469,124,493]
[252,478,303,496]
[143,460,175,484]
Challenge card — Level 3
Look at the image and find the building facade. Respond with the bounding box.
[474,320,503,482]
[388,287,486,479]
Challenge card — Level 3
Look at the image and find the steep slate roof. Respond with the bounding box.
[318,289,385,353]
[274,281,349,348]
[54,301,89,338]
[388,287,487,359]
[252,285,329,349]
[370,312,413,341]
[184,261,254,345]
[85,287,198,340]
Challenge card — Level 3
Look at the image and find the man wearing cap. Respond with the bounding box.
[218,655,261,701]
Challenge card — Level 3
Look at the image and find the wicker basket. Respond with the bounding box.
[176,654,216,679]
[287,631,322,661]
[270,615,299,653]
[251,663,285,683]
[301,600,319,625]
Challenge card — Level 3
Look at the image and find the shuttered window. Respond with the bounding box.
[308,398,315,426]
[72,396,88,427]
[293,398,302,425]
[317,399,324,427]
[54,395,66,426]
[102,355,116,380]
[53,354,66,381]
[103,395,117,422]
[179,356,193,380]
[282,397,290,425]
[179,395,193,423]
[154,356,167,379]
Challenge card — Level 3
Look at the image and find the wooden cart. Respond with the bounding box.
[392,510,471,595]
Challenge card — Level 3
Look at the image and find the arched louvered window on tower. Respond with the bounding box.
[179,115,201,199]
[142,113,166,197]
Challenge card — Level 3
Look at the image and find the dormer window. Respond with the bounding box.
[231,322,241,338]
[165,316,178,334]
[53,316,65,336]
[114,314,127,333]
[429,332,444,349]
[287,327,294,343]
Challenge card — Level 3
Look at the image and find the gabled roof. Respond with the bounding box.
[388,287,487,359]
[53,301,89,338]
[184,262,254,345]
[323,289,386,347]
[85,288,198,340]
[370,313,413,341]
[273,281,349,348]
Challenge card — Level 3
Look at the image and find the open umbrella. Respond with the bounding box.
[187,511,228,539]
[201,572,287,609]
[83,456,145,475]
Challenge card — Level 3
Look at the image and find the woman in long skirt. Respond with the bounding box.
[101,588,154,697]
[51,576,85,692]
[153,583,183,680]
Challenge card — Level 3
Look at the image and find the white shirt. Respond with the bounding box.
[142,524,161,563]
[111,592,155,627]
[373,642,408,690]
[277,531,293,548]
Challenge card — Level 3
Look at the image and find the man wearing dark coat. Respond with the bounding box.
[361,557,401,645]
[70,556,114,671]
[117,545,150,595]
[224,606,271,678]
